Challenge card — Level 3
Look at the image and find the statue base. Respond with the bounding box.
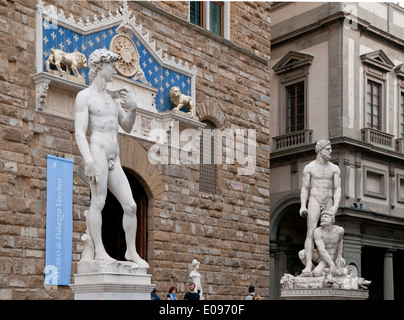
[70,260,155,300]
[280,273,370,300]
[281,288,369,300]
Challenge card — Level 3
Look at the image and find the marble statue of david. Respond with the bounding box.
[74,49,148,267]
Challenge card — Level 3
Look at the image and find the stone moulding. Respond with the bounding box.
[31,71,205,145]
[70,272,155,300]
[32,71,87,111]
[70,283,153,294]
[281,288,369,300]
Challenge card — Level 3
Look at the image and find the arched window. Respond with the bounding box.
[199,120,217,194]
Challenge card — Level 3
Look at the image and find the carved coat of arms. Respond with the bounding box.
[110,34,140,77]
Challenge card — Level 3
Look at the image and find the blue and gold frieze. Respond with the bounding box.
[42,19,191,113]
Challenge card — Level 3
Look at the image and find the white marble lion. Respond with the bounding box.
[169,86,195,118]
[46,48,87,78]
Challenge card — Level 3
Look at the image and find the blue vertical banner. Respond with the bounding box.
[45,155,73,286]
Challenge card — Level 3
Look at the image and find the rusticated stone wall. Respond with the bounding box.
[0,0,270,300]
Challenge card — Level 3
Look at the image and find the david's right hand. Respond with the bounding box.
[299,207,308,217]
[85,161,99,184]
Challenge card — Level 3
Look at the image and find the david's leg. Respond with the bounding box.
[108,160,149,267]
[87,158,115,261]
[87,195,115,261]
[121,201,149,266]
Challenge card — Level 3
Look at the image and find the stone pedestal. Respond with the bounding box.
[70,260,155,300]
[47,69,86,84]
[281,288,369,300]
[170,108,195,119]
[279,273,370,300]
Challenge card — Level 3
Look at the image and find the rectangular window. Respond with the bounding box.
[364,166,387,199]
[401,92,404,138]
[366,80,381,130]
[286,82,305,133]
[190,1,203,27]
[190,1,224,37]
[397,174,404,203]
[209,2,224,36]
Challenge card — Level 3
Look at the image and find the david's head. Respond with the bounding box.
[88,49,120,83]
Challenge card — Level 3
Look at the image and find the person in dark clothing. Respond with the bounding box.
[151,288,160,300]
[184,282,200,300]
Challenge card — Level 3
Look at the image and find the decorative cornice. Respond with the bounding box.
[271,11,346,49]
[272,9,404,52]
[359,23,404,52]
[36,0,126,34]
[339,207,404,226]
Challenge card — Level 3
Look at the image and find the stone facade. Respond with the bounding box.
[0,1,270,300]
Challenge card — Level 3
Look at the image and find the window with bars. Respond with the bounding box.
[190,1,224,37]
[190,1,203,27]
[286,81,305,133]
[366,80,381,130]
[401,92,404,137]
[199,121,217,194]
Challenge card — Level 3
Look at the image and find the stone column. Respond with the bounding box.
[269,245,279,300]
[383,250,394,300]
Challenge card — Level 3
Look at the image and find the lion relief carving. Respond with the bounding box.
[169,86,196,118]
[46,49,87,79]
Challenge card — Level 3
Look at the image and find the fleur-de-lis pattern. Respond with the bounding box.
[43,20,191,113]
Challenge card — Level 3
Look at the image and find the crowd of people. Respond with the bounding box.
[150,284,261,300]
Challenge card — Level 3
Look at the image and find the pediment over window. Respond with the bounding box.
[272,51,314,75]
[360,50,394,72]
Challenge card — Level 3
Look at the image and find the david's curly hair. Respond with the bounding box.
[88,49,120,83]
